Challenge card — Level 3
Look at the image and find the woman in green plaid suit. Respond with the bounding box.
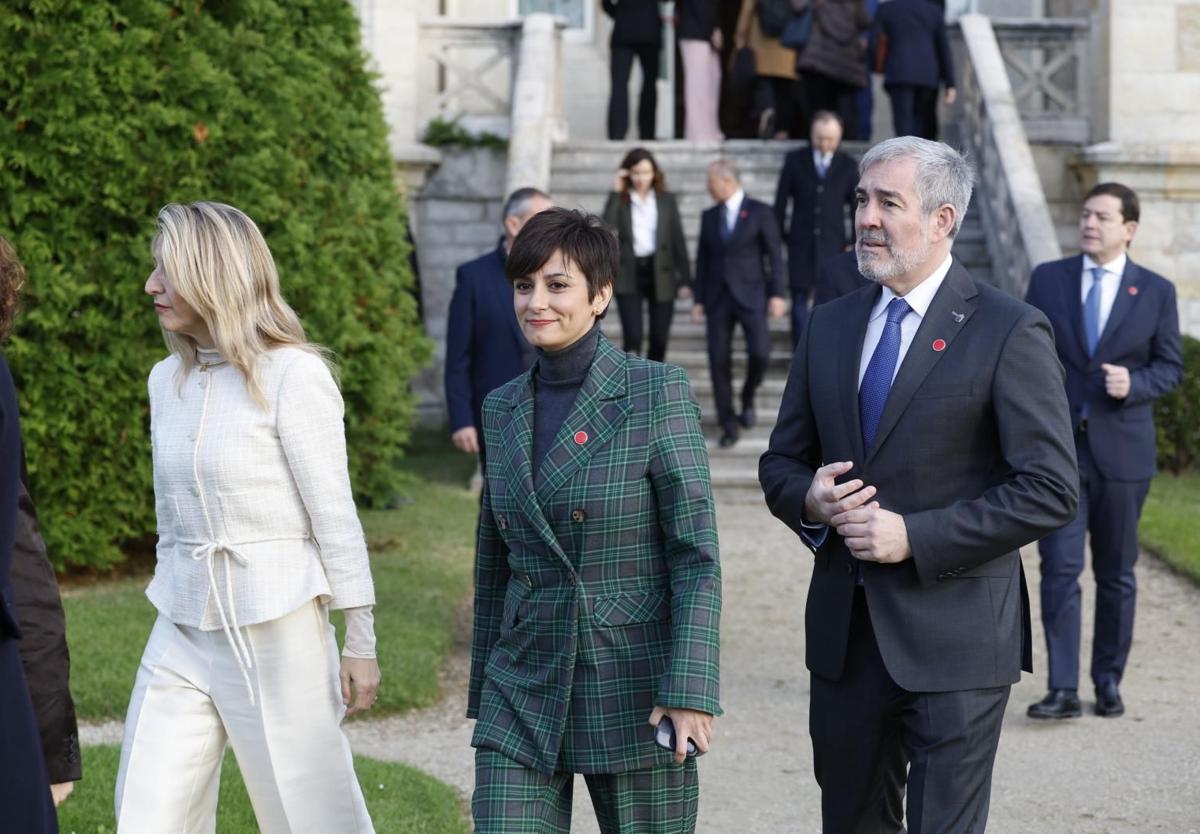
[468,208,722,833]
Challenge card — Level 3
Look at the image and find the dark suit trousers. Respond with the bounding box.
[616,256,675,363]
[886,84,938,140]
[790,286,813,350]
[1037,438,1149,691]
[705,290,769,434]
[473,747,698,834]
[609,45,660,140]
[0,638,58,833]
[811,589,1009,834]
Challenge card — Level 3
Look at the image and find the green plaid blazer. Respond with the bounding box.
[468,335,722,775]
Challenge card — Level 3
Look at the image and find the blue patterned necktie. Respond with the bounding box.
[721,205,734,240]
[860,297,913,451]
[1084,266,1104,355]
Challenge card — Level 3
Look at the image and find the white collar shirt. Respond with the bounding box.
[1081,252,1126,336]
[812,149,834,176]
[858,254,954,388]
[630,189,658,258]
[723,189,745,232]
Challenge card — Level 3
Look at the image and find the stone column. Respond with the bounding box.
[506,14,566,195]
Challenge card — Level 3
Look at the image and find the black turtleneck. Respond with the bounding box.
[531,324,601,483]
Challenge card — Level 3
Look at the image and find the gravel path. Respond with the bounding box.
[82,495,1200,833]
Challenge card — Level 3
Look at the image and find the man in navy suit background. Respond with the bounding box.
[445,187,552,467]
[693,159,786,448]
[871,0,956,139]
[814,249,873,307]
[1024,182,1183,720]
[773,111,859,348]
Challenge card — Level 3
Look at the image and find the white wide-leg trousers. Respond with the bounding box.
[115,599,374,833]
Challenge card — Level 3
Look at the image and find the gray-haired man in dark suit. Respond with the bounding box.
[760,137,1078,832]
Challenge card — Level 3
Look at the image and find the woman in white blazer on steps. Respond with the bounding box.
[115,201,380,833]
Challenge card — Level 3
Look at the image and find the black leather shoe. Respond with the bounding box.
[1026,689,1082,719]
[718,431,738,449]
[1095,682,1125,717]
[739,408,757,429]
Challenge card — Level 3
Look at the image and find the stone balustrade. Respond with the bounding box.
[950,14,1063,298]
[416,18,523,139]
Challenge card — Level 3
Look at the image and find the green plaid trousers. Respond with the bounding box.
[473,747,699,834]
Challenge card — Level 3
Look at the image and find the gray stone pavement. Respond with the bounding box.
[82,494,1200,832]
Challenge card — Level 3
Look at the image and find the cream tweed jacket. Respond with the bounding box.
[146,346,375,632]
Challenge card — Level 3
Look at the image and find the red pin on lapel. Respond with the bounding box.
[1128,286,1139,296]
[739,209,749,219]
[574,430,589,445]
[932,338,947,352]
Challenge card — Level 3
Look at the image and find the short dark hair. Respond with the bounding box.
[503,186,551,221]
[618,147,666,198]
[506,208,617,312]
[0,235,26,342]
[1085,182,1140,223]
[811,110,843,130]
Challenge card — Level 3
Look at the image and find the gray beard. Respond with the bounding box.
[855,234,930,284]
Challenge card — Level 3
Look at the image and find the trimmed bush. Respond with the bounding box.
[1156,333,1200,475]
[0,0,429,569]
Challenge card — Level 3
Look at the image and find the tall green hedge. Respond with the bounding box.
[0,0,429,569]
[1156,333,1200,475]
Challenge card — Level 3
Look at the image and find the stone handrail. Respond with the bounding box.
[506,14,567,195]
[984,17,1091,144]
[416,19,523,138]
[951,14,1062,297]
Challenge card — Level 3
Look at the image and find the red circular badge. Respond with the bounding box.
[1128,285,1139,296]
[574,431,589,445]
[932,339,947,352]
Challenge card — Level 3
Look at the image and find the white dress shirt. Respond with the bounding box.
[813,149,833,177]
[801,255,954,546]
[146,347,376,641]
[1081,252,1126,337]
[857,254,955,389]
[630,189,658,257]
[723,188,746,232]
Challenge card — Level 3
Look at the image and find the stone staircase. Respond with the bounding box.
[550,140,994,497]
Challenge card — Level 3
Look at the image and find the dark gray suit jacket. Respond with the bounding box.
[760,261,1079,692]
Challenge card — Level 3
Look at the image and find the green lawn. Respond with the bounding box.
[63,431,480,720]
[58,745,468,834]
[1140,470,1200,583]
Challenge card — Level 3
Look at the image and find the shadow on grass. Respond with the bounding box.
[396,429,479,490]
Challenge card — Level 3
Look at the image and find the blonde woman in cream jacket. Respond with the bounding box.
[115,201,379,833]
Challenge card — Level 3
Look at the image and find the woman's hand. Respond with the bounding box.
[340,656,381,716]
[613,168,629,192]
[648,706,714,763]
[51,782,75,807]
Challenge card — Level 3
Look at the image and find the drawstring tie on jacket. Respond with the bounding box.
[191,541,256,705]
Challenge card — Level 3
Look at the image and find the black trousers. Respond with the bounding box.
[790,285,813,350]
[705,291,769,435]
[616,256,675,363]
[0,639,57,833]
[801,71,859,138]
[609,45,660,140]
[887,84,939,139]
[810,588,1009,834]
[753,75,798,137]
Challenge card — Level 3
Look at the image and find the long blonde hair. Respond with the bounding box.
[152,201,333,405]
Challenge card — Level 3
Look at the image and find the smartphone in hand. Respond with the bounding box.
[654,715,704,757]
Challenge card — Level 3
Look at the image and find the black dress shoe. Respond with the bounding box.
[718,431,738,449]
[1027,689,1082,719]
[739,408,757,429]
[1095,682,1125,717]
